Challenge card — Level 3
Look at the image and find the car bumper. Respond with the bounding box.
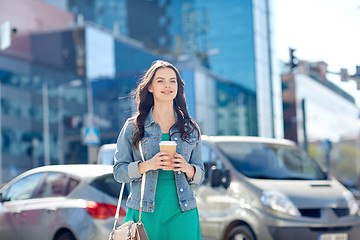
[254,210,360,240]
[268,225,360,240]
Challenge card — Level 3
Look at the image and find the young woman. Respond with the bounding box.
[113,60,204,240]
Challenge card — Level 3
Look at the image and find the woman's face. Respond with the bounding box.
[148,67,178,104]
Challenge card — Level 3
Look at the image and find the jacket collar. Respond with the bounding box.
[144,106,178,128]
[144,107,156,128]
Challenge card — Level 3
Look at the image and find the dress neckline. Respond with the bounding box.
[161,133,170,141]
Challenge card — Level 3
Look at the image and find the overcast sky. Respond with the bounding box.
[273,0,360,106]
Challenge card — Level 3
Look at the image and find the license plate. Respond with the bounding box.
[318,233,348,240]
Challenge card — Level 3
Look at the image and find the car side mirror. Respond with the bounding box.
[209,168,231,189]
[0,192,4,203]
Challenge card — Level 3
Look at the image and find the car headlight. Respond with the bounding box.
[261,190,300,217]
[343,191,359,216]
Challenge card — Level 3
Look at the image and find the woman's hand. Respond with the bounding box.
[138,152,172,174]
[172,153,195,179]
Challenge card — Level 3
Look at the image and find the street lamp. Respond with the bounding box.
[57,79,83,165]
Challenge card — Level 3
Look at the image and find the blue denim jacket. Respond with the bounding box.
[113,110,204,212]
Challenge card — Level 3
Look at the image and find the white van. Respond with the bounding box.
[198,135,360,240]
[97,144,116,165]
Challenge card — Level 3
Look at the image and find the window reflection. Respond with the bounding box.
[216,81,257,136]
[4,173,44,201]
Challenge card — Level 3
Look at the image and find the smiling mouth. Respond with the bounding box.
[162,90,173,94]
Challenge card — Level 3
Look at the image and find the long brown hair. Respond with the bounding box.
[131,60,199,148]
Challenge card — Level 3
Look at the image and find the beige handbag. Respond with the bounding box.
[109,142,149,240]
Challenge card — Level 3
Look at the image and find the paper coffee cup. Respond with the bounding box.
[159,141,177,170]
[159,141,177,157]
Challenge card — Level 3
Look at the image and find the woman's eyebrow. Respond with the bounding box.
[155,76,177,80]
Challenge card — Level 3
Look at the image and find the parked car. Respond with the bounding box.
[197,135,360,240]
[0,164,128,240]
[97,143,116,165]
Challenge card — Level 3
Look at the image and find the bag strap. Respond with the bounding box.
[112,181,125,231]
[138,141,146,222]
[112,141,147,231]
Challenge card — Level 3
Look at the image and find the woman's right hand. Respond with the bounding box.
[138,152,172,174]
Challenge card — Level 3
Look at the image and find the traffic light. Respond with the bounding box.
[340,68,349,82]
[289,48,298,69]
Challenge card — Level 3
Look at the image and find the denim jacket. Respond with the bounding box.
[113,110,204,212]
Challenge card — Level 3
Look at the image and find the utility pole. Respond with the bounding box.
[86,80,98,164]
[42,82,50,165]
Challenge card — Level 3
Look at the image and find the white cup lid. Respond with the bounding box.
[159,141,177,145]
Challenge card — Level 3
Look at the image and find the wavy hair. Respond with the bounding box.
[131,60,199,148]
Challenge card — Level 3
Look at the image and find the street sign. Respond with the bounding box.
[356,65,360,78]
[322,139,332,154]
[83,127,100,145]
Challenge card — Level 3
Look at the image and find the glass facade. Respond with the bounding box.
[126,0,171,53]
[82,25,165,145]
[216,81,258,136]
[0,23,165,182]
[68,0,128,35]
[1,0,282,183]
[177,61,258,136]
[185,0,276,137]
[194,0,255,89]
[60,0,279,138]
[0,62,87,182]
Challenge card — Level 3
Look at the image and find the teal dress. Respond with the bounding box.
[125,133,202,240]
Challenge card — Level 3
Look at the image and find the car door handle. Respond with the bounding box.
[46,208,56,213]
[13,211,21,216]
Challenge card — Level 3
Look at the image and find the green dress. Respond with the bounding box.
[125,133,202,240]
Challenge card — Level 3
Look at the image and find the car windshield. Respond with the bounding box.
[215,141,327,180]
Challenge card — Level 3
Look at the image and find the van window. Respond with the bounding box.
[215,142,327,180]
[202,144,223,183]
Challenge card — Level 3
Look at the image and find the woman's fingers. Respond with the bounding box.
[172,154,186,171]
[151,152,172,170]
[150,152,190,171]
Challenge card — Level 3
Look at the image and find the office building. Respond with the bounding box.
[282,61,360,184]
[43,0,282,138]
[1,0,259,183]
[0,0,162,182]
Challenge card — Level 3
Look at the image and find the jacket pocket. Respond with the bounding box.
[184,136,198,160]
[140,136,152,160]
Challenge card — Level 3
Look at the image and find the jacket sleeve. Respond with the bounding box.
[113,119,142,183]
[187,125,205,185]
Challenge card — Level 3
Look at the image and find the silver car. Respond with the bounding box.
[197,136,360,240]
[0,164,127,240]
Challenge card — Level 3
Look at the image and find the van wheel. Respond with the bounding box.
[54,231,76,240]
[228,225,255,240]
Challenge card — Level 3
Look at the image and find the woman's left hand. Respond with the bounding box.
[172,153,195,179]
